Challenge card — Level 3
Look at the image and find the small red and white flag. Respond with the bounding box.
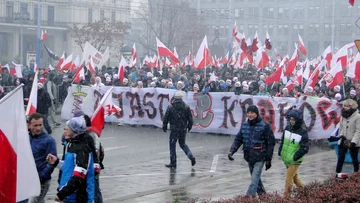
[255,45,269,68]
[156,38,180,63]
[346,52,360,80]
[12,62,23,78]
[87,56,96,75]
[232,21,243,42]
[303,59,311,80]
[26,71,38,115]
[298,34,307,56]
[118,55,127,84]
[251,31,259,52]
[265,66,283,85]
[220,51,229,64]
[70,55,80,73]
[284,49,298,76]
[321,60,344,88]
[131,43,137,67]
[143,55,150,66]
[322,45,332,69]
[349,0,355,6]
[265,31,272,50]
[194,35,210,69]
[48,64,55,71]
[73,65,84,83]
[40,29,47,41]
[60,54,73,71]
[56,52,65,70]
[90,87,121,136]
[0,85,41,202]
[331,45,348,68]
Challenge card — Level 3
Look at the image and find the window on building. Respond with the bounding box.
[299,24,304,36]
[253,7,259,19]
[234,9,239,17]
[309,24,314,35]
[248,24,254,35]
[278,24,283,35]
[293,7,299,18]
[314,7,320,17]
[47,6,55,26]
[314,24,319,35]
[268,25,274,35]
[308,41,319,58]
[324,24,331,35]
[111,10,116,22]
[34,5,38,24]
[20,3,28,14]
[345,5,352,16]
[346,24,352,34]
[88,8,93,23]
[248,8,253,18]
[239,8,245,18]
[284,8,289,18]
[100,9,105,21]
[6,1,14,22]
[284,24,289,35]
[324,5,332,17]
[340,24,347,34]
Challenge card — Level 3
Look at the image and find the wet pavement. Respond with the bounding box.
[44,119,352,203]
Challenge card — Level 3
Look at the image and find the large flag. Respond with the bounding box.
[0,85,41,202]
[194,35,210,69]
[255,45,269,68]
[304,59,327,90]
[232,21,243,42]
[346,52,360,80]
[265,66,283,85]
[251,31,259,52]
[131,43,137,67]
[349,0,355,6]
[322,45,332,69]
[265,31,272,50]
[331,45,348,68]
[298,34,307,56]
[81,42,109,68]
[321,61,344,88]
[118,56,127,84]
[60,54,73,71]
[56,52,65,70]
[156,38,180,63]
[284,49,298,76]
[43,45,59,60]
[12,62,23,78]
[303,59,310,80]
[26,71,38,115]
[90,87,120,136]
[74,65,84,83]
[87,57,96,75]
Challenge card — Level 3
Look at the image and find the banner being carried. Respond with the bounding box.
[81,42,109,69]
[61,85,342,139]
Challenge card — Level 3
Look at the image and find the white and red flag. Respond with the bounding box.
[274,48,282,61]
[73,65,84,83]
[156,38,180,63]
[220,51,229,64]
[255,45,269,68]
[304,59,327,90]
[90,87,121,136]
[265,31,272,50]
[60,54,73,72]
[40,29,47,41]
[26,71,38,115]
[349,0,355,6]
[56,52,65,70]
[232,21,243,42]
[131,43,137,67]
[0,85,41,202]
[12,62,23,78]
[118,55,127,84]
[331,45,348,68]
[321,61,344,88]
[298,34,307,56]
[346,52,360,80]
[303,59,311,80]
[265,66,283,85]
[251,31,259,52]
[322,45,332,69]
[87,57,96,75]
[194,35,210,69]
[284,49,298,76]
[143,55,150,66]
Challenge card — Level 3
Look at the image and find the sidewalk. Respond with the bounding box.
[117,150,341,203]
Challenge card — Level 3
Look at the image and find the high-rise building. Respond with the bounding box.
[188,0,360,58]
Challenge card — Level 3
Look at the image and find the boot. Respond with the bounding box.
[165,164,176,168]
[191,158,196,166]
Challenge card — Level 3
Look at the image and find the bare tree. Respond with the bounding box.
[137,1,207,57]
[69,18,130,55]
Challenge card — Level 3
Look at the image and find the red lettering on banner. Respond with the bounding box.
[143,92,156,119]
[126,92,144,118]
[257,99,276,131]
[316,100,341,130]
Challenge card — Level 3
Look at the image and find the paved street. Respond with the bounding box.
[44,119,350,203]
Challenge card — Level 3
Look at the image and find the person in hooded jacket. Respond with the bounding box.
[228,105,275,196]
[278,109,309,196]
[162,91,196,168]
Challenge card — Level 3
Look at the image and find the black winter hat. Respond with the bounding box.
[247,105,259,115]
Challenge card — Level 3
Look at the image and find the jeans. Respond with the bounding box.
[94,177,103,203]
[284,164,304,196]
[247,161,266,196]
[28,179,51,203]
[336,145,359,173]
[169,131,194,165]
[43,114,52,135]
[47,105,58,125]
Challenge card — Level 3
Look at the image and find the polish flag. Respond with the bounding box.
[56,52,65,70]
[118,55,127,84]
[0,85,41,202]
[12,62,23,78]
[220,51,229,64]
[90,87,121,136]
[274,48,282,61]
[60,54,73,71]
[131,43,137,67]
[303,58,311,80]
[194,35,210,69]
[143,55,150,66]
[255,46,269,68]
[40,29,47,41]
[251,31,259,52]
[331,45,348,68]
[321,61,344,88]
[173,47,179,59]
[322,45,332,69]
[265,66,283,85]
[232,21,243,42]
[298,34,307,56]
[156,38,180,63]
[69,55,80,73]
[265,31,272,50]
[346,52,360,80]
[48,64,55,71]
[25,71,38,115]
[240,32,248,53]
[349,0,355,6]
[87,57,96,75]
[284,49,298,76]
[73,65,84,83]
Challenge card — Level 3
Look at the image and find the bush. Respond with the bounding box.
[189,173,360,203]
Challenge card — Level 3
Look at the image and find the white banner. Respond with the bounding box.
[61,85,342,139]
[81,42,109,68]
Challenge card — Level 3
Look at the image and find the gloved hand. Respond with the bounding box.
[350,142,357,149]
[228,153,234,161]
[162,126,167,132]
[265,161,272,171]
[327,136,341,142]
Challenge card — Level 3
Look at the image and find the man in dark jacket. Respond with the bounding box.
[278,109,309,196]
[228,105,275,196]
[162,91,196,168]
[37,83,53,134]
[47,117,95,203]
[27,113,57,203]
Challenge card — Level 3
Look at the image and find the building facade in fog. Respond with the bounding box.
[188,0,360,58]
[0,0,131,66]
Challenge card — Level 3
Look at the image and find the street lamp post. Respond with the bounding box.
[36,0,42,68]
[15,12,29,65]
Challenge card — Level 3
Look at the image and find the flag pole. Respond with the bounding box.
[0,84,24,105]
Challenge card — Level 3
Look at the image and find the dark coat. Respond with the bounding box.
[230,117,275,163]
[37,88,52,115]
[163,98,193,136]
[29,130,57,182]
